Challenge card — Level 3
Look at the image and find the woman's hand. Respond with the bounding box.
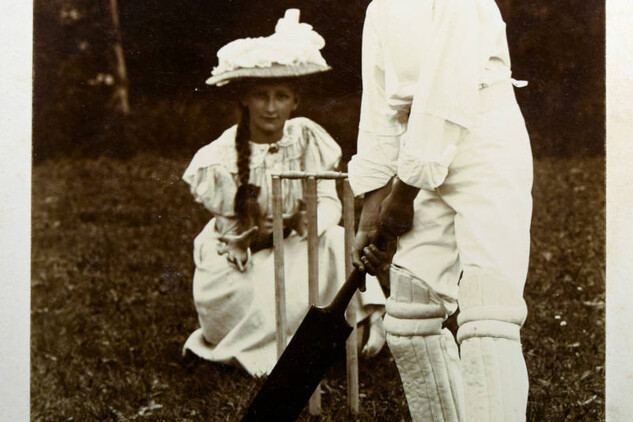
[258,199,307,243]
[217,226,259,272]
[251,218,274,252]
[251,200,307,251]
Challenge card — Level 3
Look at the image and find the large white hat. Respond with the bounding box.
[205,9,331,87]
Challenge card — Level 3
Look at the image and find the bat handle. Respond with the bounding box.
[326,268,366,317]
[325,230,391,317]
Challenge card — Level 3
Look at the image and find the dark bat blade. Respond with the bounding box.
[242,306,351,421]
[242,269,365,422]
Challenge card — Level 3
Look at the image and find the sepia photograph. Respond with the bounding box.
[22,0,608,420]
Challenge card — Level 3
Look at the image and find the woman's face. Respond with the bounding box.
[240,82,299,143]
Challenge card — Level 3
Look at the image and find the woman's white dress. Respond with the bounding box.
[182,117,386,376]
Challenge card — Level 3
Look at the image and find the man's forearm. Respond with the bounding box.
[375,177,419,242]
[358,183,392,231]
[389,177,420,204]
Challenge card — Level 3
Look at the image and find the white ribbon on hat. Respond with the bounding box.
[211,9,328,77]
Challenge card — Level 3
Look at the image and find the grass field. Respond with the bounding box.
[31,154,604,421]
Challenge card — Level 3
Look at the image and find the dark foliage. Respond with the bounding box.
[33,0,604,162]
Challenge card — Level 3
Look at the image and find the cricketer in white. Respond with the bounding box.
[349,0,533,420]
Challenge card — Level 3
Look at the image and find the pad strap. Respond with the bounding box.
[457,320,521,344]
[457,270,527,344]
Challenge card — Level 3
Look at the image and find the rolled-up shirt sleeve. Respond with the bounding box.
[351,0,492,193]
[348,5,404,197]
[397,113,464,189]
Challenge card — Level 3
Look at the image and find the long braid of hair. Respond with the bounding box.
[233,104,262,234]
[235,104,251,189]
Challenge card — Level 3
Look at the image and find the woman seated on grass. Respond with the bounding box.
[182,9,386,376]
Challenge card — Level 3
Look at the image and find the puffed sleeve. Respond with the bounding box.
[300,118,343,236]
[347,4,403,197]
[182,143,237,217]
[301,118,342,173]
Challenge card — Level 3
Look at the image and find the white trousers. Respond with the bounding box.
[394,93,533,310]
[386,85,533,421]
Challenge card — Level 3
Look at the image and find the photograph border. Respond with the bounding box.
[1,0,630,420]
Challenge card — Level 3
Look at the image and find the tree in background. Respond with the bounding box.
[108,0,129,115]
[33,0,604,161]
[33,0,132,160]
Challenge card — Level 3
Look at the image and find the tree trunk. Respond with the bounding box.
[109,0,129,115]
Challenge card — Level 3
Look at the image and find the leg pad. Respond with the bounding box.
[386,268,464,422]
[457,271,529,422]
